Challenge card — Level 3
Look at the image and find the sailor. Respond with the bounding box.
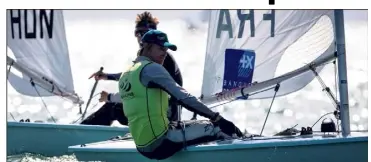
[81,11,183,125]
[119,29,244,160]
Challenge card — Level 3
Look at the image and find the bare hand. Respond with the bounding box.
[89,71,107,80]
[99,91,109,102]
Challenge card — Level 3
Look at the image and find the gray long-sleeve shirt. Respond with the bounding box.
[112,56,217,120]
[106,52,183,102]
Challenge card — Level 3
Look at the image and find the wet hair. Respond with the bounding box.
[135,11,159,29]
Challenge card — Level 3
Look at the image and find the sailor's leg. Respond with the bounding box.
[80,102,117,126]
[137,120,230,160]
[112,103,129,125]
[166,120,231,146]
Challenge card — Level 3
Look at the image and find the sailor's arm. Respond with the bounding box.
[106,73,122,81]
[140,63,218,120]
[107,92,122,103]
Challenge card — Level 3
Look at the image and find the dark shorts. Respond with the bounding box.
[80,102,128,126]
[136,120,231,160]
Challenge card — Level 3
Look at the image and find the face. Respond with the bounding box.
[134,27,149,45]
[145,44,168,64]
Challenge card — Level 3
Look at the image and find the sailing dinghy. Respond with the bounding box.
[68,10,367,162]
[6,9,129,156]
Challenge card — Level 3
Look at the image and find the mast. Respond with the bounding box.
[334,9,351,137]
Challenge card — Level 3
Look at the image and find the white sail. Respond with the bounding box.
[6,9,83,105]
[200,10,336,105]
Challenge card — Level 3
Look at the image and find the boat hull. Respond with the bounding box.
[68,134,368,162]
[7,121,129,156]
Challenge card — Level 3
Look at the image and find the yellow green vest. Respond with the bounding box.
[118,60,169,147]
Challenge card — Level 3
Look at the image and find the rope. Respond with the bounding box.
[311,112,333,128]
[30,79,56,123]
[71,93,101,124]
[192,85,277,120]
[310,64,341,133]
[260,84,280,136]
[71,101,100,124]
[7,64,17,122]
[9,113,16,121]
[7,63,13,79]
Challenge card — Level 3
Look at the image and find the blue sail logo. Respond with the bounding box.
[223,49,256,92]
